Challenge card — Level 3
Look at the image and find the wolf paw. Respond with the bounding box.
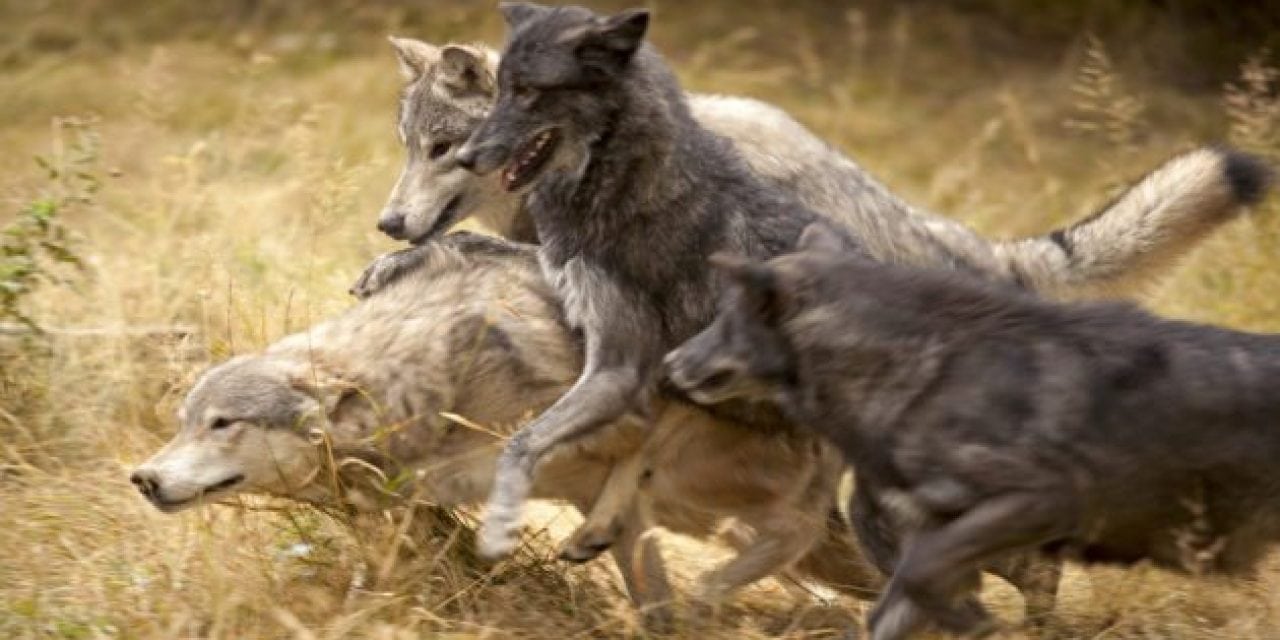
[477,523,520,560]
[349,246,429,299]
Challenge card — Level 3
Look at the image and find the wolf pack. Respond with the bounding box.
[130,4,1280,638]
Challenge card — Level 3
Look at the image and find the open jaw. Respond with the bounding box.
[153,474,245,513]
[501,128,560,192]
[410,194,464,245]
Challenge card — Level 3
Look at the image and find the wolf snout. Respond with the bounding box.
[376,209,408,239]
[455,142,480,171]
[129,468,160,501]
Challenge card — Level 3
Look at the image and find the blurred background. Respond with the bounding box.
[3,1,1280,638]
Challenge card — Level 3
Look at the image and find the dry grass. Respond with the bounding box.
[2,2,1280,638]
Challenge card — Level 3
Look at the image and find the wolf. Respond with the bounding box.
[375,29,1268,618]
[667,222,1280,640]
[449,2,1274,564]
[380,37,1264,300]
[129,232,883,621]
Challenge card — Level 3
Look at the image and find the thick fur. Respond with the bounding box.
[454,3,859,558]
[384,23,1271,618]
[451,5,1273,562]
[668,224,1280,640]
[382,40,1269,299]
[132,233,882,622]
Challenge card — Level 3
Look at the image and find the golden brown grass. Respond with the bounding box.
[3,2,1280,638]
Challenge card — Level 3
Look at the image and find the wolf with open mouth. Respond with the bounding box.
[450,2,1274,567]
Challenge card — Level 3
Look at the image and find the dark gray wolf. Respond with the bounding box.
[130,232,881,621]
[452,2,857,558]
[451,2,1274,564]
[382,38,1263,299]
[667,221,1280,640]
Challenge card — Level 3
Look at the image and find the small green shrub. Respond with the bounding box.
[1,117,95,332]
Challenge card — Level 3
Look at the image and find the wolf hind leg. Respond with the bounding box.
[986,551,1062,626]
[870,491,1070,640]
[695,508,822,605]
[560,451,648,562]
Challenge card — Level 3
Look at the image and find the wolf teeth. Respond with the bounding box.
[504,131,555,188]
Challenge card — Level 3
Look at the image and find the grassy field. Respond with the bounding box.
[3,1,1280,638]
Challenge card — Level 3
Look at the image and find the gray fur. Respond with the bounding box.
[669,229,1280,639]
[454,3,860,557]
[134,232,883,623]
[382,39,1271,299]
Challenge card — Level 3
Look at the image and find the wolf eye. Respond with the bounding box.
[210,417,234,431]
[428,141,452,160]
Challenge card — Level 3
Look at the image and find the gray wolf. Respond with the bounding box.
[381,38,1265,300]
[130,232,882,620]
[380,21,1270,618]
[667,221,1280,640]
[451,2,1272,563]
[453,2,847,559]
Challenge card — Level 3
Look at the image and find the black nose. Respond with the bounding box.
[455,145,478,171]
[377,212,406,238]
[130,469,159,499]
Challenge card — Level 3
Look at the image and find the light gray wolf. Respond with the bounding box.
[667,221,1280,640]
[130,232,882,622]
[449,2,1274,566]
[380,38,1266,300]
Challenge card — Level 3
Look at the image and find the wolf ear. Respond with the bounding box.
[796,223,849,255]
[288,368,360,422]
[574,8,649,66]
[439,45,495,96]
[710,253,787,324]
[388,36,439,81]
[500,2,548,29]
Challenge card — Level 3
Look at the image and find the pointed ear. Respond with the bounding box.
[574,8,649,67]
[439,45,496,96]
[388,36,439,81]
[288,368,360,421]
[797,223,848,254]
[595,9,649,57]
[500,2,548,29]
[710,253,786,323]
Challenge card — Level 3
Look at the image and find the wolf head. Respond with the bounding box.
[456,3,651,194]
[665,225,854,408]
[380,38,518,243]
[129,355,354,512]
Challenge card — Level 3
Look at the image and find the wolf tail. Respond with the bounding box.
[995,147,1273,297]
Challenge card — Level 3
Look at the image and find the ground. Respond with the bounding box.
[2,1,1280,638]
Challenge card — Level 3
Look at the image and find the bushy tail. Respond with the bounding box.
[995,147,1274,298]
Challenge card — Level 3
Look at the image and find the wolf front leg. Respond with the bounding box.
[479,366,653,557]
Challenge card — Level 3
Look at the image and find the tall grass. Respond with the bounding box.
[1,2,1278,638]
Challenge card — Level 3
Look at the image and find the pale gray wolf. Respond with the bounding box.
[381,38,1265,300]
[449,2,1274,566]
[667,222,1280,640]
[130,232,882,621]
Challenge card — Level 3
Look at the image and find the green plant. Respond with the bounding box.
[1,116,96,332]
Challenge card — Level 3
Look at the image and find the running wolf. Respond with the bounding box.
[450,3,1273,562]
[381,38,1265,299]
[129,232,881,619]
[668,223,1280,640]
